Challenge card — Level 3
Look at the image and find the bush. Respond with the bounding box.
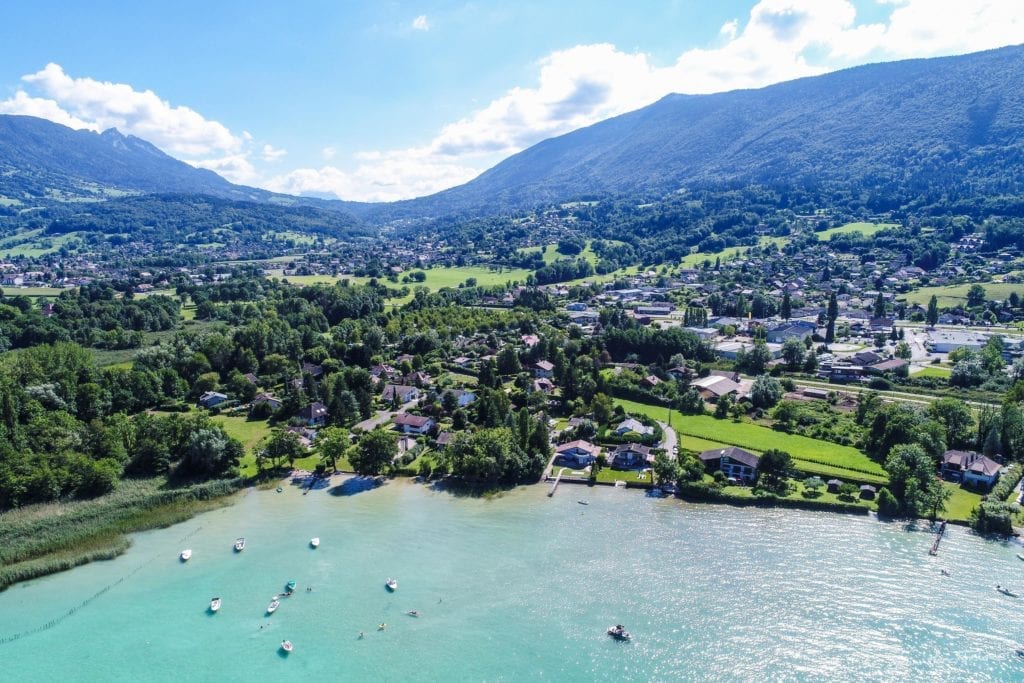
[990,463,1024,502]
[876,487,900,517]
[971,501,1015,535]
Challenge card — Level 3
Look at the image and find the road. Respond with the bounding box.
[352,399,417,432]
[657,421,677,460]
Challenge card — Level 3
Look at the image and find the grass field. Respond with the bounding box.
[943,481,982,522]
[902,281,1024,307]
[617,399,889,484]
[0,231,81,258]
[816,222,898,239]
[211,414,273,476]
[4,286,67,297]
[912,366,952,379]
[679,236,788,268]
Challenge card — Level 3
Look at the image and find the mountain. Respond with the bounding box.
[0,115,371,214]
[384,44,1024,218]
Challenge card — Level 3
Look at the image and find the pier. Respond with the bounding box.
[548,468,567,497]
[928,519,947,555]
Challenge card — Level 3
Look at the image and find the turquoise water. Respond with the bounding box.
[2,478,1024,681]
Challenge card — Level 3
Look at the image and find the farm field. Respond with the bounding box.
[270,264,532,297]
[816,221,898,239]
[902,281,1024,307]
[617,399,889,484]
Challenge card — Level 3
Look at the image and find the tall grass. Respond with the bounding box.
[0,478,241,590]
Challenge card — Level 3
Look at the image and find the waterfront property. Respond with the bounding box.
[555,440,601,468]
[610,443,652,469]
[940,449,1001,489]
[699,446,760,483]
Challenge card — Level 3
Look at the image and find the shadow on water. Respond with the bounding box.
[329,476,385,497]
[426,479,510,499]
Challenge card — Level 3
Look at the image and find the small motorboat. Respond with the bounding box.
[310,537,320,548]
[267,598,281,614]
[406,610,420,617]
[280,640,293,654]
[209,597,221,613]
[996,585,1019,598]
[180,549,192,562]
[577,500,589,505]
[386,578,397,592]
[234,537,245,552]
[276,486,283,493]
[1017,553,1024,562]
[607,624,632,641]
[285,580,297,592]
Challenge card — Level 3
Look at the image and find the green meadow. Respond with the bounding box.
[816,221,898,239]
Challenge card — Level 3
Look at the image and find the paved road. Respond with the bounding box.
[352,399,417,432]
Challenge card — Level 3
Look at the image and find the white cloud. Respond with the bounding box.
[261,144,287,162]
[720,19,739,39]
[412,14,430,31]
[321,146,337,160]
[188,153,261,186]
[0,63,243,157]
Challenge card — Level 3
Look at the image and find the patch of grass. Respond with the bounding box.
[210,414,273,476]
[942,481,983,522]
[912,366,952,379]
[595,467,653,486]
[816,222,898,239]
[679,235,788,268]
[617,399,888,482]
[902,282,1024,307]
[3,286,67,297]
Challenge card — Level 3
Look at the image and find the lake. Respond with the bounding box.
[1,477,1022,681]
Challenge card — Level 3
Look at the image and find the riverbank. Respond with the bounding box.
[0,478,242,591]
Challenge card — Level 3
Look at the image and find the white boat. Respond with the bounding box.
[267,598,281,614]
[386,578,397,592]
[234,537,245,552]
[310,537,320,548]
[209,597,221,613]
[180,549,192,562]
[607,625,632,641]
[1017,553,1024,562]
[280,640,293,653]
[996,585,1019,598]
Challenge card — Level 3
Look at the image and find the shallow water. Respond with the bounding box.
[1,478,1022,681]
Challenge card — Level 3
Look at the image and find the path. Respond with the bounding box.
[657,421,677,460]
[352,399,417,432]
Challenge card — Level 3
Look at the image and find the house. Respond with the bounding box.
[568,311,599,325]
[521,334,540,347]
[532,378,556,394]
[402,371,433,387]
[940,449,1001,489]
[443,389,476,407]
[867,359,909,375]
[242,372,260,386]
[668,366,690,381]
[565,302,588,312]
[198,391,229,408]
[615,418,653,437]
[853,350,883,366]
[555,440,601,468]
[297,401,328,427]
[698,446,760,483]
[532,360,555,378]
[610,443,652,469]
[252,392,282,410]
[766,320,816,343]
[371,363,399,379]
[859,485,877,500]
[826,478,843,493]
[382,384,420,403]
[301,362,324,378]
[435,431,455,447]
[393,413,435,435]
[690,375,740,402]
[641,375,661,388]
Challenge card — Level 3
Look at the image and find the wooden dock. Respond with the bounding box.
[928,520,948,555]
[548,468,567,497]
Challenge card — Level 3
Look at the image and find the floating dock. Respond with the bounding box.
[928,520,947,555]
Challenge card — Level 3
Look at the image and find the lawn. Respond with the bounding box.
[679,235,788,268]
[211,414,273,476]
[816,222,898,239]
[902,281,1024,307]
[617,399,889,484]
[942,481,982,523]
[912,366,952,379]
[4,286,67,297]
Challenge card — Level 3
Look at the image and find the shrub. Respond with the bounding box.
[876,487,900,517]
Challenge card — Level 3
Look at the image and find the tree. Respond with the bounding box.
[895,341,912,360]
[258,430,305,471]
[876,487,900,517]
[780,291,792,320]
[652,451,679,488]
[927,398,975,450]
[350,428,397,475]
[884,444,936,516]
[589,393,615,426]
[740,340,772,374]
[757,449,792,491]
[317,426,349,471]
[967,284,986,308]
[926,295,939,327]
[781,338,805,370]
[873,291,886,318]
[750,375,783,409]
[496,346,521,375]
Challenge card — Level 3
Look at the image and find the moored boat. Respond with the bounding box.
[286,580,297,592]
[386,578,397,592]
[234,537,245,552]
[607,624,632,641]
[996,585,1019,597]
[280,640,293,653]
[1017,553,1024,562]
[267,597,281,614]
[209,597,221,612]
[310,537,320,548]
[180,549,192,562]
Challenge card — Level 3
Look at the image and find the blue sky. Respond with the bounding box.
[1,0,1022,201]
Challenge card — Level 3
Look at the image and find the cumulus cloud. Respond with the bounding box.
[261,144,287,162]
[321,146,337,160]
[0,63,243,157]
[412,14,430,31]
